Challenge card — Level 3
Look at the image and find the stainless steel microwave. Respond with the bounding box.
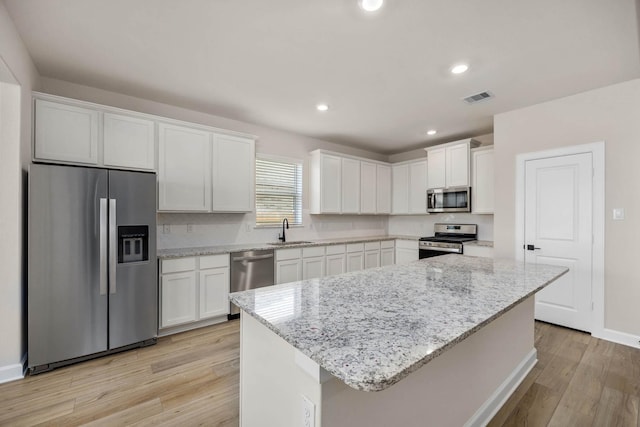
[427,187,471,213]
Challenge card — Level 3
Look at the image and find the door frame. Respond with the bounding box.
[515,141,605,336]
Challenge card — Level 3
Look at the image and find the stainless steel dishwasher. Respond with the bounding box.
[229,249,275,317]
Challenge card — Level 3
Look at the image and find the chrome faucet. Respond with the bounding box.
[279,218,289,242]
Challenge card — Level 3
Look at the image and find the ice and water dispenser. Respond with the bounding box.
[117,225,149,263]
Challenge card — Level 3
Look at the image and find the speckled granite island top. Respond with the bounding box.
[229,255,568,392]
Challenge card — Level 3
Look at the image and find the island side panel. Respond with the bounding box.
[321,296,537,427]
[239,312,323,427]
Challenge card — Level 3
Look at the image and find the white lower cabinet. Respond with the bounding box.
[346,243,365,272]
[276,248,303,284]
[302,246,325,280]
[380,240,395,266]
[364,241,380,269]
[325,245,346,276]
[160,254,230,332]
[395,239,419,265]
[199,268,230,319]
[161,271,197,327]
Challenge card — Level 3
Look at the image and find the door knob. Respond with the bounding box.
[526,244,541,251]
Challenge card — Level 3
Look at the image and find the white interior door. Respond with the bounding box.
[524,153,593,332]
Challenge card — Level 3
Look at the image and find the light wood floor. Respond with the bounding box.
[0,320,638,426]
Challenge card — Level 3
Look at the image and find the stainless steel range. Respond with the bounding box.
[419,223,477,258]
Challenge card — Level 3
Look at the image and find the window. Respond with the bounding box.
[255,156,303,226]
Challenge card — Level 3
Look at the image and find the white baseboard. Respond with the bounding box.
[0,353,26,384]
[465,348,538,427]
[592,328,640,350]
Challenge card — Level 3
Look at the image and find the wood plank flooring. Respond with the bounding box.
[0,320,638,426]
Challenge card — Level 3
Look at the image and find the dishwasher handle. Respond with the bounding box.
[232,253,274,262]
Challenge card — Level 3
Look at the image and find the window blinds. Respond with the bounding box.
[255,158,303,226]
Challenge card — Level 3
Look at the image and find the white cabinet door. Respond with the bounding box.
[392,164,409,214]
[276,259,302,284]
[212,134,254,212]
[376,164,392,214]
[320,154,342,213]
[302,256,325,280]
[199,268,230,319]
[360,161,377,214]
[395,240,419,265]
[103,112,155,170]
[158,123,212,212]
[409,160,428,214]
[364,250,380,269]
[346,252,364,272]
[341,158,360,214]
[34,99,99,165]
[472,148,494,214]
[325,254,346,276]
[380,248,395,266]
[427,147,446,189]
[447,143,469,187]
[160,271,197,328]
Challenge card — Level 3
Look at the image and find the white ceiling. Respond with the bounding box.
[4,0,640,154]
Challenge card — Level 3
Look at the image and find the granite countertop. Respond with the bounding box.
[157,235,419,259]
[229,255,568,392]
[465,240,494,248]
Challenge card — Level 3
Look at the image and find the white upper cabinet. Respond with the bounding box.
[158,125,255,213]
[408,160,428,213]
[391,164,409,214]
[310,150,390,215]
[341,158,361,214]
[426,138,480,189]
[471,147,494,214]
[212,134,255,212]
[360,161,377,214]
[158,123,212,212]
[35,99,99,165]
[103,112,155,170]
[392,159,427,215]
[376,164,392,214]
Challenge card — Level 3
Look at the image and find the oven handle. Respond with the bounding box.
[419,246,462,254]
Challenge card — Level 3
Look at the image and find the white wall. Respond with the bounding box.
[0,1,40,382]
[494,78,640,336]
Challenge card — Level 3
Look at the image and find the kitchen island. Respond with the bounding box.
[229,255,568,427]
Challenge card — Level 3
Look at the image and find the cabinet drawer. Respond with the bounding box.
[161,257,196,274]
[364,241,380,251]
[276,248,302,261]
[200,254,229,269]
[302,246,325,258]
[346,243,364,253]
[380,240,395,249]
[325,244,346,255]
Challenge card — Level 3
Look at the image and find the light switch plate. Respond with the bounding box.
[613,208,625,220]
[186,224,193,233]
[163,224,171,234]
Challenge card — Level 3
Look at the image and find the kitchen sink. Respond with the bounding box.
[267,241,313,246]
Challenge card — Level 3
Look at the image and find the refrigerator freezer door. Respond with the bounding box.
[28,165,109,368]
[108,170,157,349]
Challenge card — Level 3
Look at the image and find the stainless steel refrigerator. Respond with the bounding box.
[28,164,157,373]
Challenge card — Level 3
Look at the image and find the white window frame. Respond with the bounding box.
[255,154,303,227]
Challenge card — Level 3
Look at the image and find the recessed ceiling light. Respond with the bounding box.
[427,130,437,136]
[359,0,384,12]
[316,103,329,112]
[451,64,469,74]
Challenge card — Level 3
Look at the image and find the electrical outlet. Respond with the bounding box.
[186,224,194,233]
[245,223,252,232]
[613,208,625,220]
[301,395,315,427]
[163,224,171,234]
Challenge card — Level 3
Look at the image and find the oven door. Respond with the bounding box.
[418,246,462,259]
[427,187,471,213]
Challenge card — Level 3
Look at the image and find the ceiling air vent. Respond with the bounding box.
[463,91,493,104]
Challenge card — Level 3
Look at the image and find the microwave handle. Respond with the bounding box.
[427,193,433,209]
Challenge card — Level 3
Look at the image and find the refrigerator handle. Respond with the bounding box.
[109,199,117,294]
[99,198,108,295]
